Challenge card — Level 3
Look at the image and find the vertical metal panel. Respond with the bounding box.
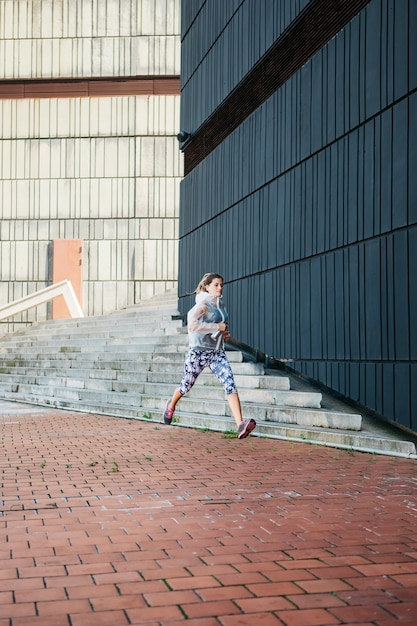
[324,254,336,360]
[365,0,381,117]
[409,93,417,224]
[385,235,396,361]
[392,99,408,229]
[410,0,417,90]
[349,362,360,403]
[293,166,302,261]
[395,364,411,429]
[316,151,325,254]
[410,229,417,360]
[363,120,375,238]
[325,39,336,144]
[364,239,381,360]
[348,246,360,360]
[347,130,359,244]
[412,366,417,429]
[379,110,393,233]
[393,230,410,361]
[284,264,293,357]
[304,161,313,258]
[300,64,311,161]
[310,257,322,359]
[341,249,350,362]
[356,125,365,241]
[310,53,323,153]
[335,30,346,139]
[393,0,408,100]
[348,21,360,129]
[267,181,278,268]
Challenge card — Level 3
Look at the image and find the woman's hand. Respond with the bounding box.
[218,323,227,332]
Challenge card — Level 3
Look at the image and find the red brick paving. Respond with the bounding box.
[1,406,417,625]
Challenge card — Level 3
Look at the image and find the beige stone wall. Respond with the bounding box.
[0,0,180,78]
[0,0,181,333]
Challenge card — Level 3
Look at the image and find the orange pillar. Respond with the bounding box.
[52,240,83,319]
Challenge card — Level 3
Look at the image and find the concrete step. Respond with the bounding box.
[0,329,186,347]
[25,304,180,331]
[0,346,189,361]
[0,349,249,372]
[4,322,181,345]
[0,373,324,412]
[0,367,292,391]
[0,367,278,387]
[0,334,188,353]
[0,385,360,431]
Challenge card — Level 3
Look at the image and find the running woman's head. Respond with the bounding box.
[195,273,224,295]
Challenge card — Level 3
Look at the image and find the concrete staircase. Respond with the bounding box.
[0,290,415,457]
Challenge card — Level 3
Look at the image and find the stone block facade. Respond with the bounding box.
[0,0,181,334]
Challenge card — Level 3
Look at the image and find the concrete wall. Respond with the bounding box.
[0,0,179,78]
[0,0,181,334]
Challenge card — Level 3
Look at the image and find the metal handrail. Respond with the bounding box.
[0,280,83,322]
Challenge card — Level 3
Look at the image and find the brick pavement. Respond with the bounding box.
[1,403,417,626]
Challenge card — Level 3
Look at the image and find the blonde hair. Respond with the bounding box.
[193,273,224,294]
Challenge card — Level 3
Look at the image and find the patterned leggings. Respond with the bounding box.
[178,348,238,396]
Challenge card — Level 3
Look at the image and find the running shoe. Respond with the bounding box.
[163,400,174,424]
[237,418,256,439]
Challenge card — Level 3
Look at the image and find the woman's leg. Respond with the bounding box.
[169,393,244,430]
[226,392,243,427]
[209,350,256,437]
[167,388,183,412]
[209,350,242,426]
[164,349,207,422]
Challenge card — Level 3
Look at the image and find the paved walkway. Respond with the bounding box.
[1,401,416,626]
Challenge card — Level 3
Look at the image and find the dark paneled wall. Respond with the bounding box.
[178,0,417,432]
[180,0,310,133]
